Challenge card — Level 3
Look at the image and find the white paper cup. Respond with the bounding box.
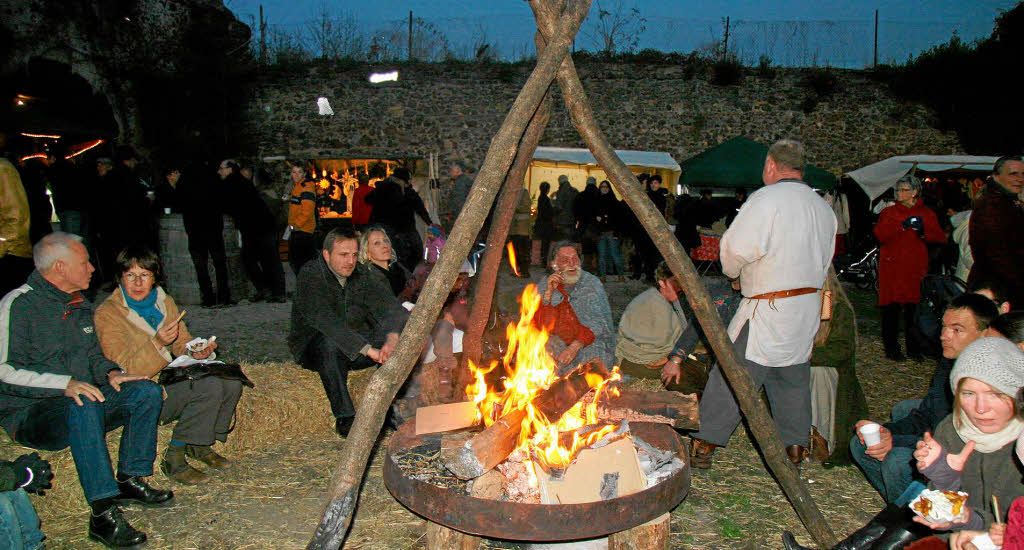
[163,207,172,215]
[860,423,882,446]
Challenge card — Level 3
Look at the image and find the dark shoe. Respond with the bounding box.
[89,505,148,549]
[690,438,718,470]
[781,531,811,550]
[185,445,230,469]
[114,475,174,507]
[252,290,270,302]
[335,416,354,437]
[786,445,807,466]
[161,446,208,485]
[884,350,905,362]
[201,298,217,308]
[269,294,288,303]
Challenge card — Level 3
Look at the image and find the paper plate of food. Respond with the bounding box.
[909,489,969,523]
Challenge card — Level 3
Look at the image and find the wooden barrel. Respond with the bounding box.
[158,214,251,304]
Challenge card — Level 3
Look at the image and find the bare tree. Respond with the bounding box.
[306,1,367,60]
[368,17,451,62]
[266,23,311,66]
[582,0,646,55]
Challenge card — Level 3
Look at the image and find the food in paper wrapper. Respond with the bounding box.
[909,489,968,522]
[186,336,212,353]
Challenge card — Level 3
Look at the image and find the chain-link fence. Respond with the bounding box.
[235,9,996,69]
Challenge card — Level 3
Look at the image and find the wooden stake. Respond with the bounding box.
[462,90,553,367]
[531,1,836,546]
[306,3,592,548]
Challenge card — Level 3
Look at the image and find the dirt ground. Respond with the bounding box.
[6,268,935,549]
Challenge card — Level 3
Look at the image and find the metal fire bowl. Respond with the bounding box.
[383,421,691,541]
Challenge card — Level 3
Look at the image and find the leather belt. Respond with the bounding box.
[747,287,819,301]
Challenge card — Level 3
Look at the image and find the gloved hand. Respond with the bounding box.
[12,452,53,495]
[902,216,924,233]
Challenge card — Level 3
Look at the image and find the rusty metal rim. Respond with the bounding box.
[384,421,690,541]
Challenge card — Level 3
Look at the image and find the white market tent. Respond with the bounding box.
[528,146,682,200]
[846,154,999,201]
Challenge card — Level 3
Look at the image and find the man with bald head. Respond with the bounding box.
[689,139,837,469]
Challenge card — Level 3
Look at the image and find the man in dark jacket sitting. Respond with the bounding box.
[0,232,172,548]
[849,293,998,503]
[289,227,408,436]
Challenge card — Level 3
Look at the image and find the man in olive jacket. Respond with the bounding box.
[289,227,408,436]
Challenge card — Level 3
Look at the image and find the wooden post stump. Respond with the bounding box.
[425,523,482,550]
[608,513,670,550]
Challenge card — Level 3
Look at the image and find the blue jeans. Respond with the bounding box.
[597,233,624,276]
[849,398,922,503]
[0,489,44,550]
[13,381,163,503]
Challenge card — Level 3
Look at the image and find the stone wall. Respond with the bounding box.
[240,60,963,176]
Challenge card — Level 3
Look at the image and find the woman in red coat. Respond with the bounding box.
[873,176,945,361]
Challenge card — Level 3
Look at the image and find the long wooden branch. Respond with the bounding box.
[306,2,591,548]
[530,1,837,547]
[463,88,553,367]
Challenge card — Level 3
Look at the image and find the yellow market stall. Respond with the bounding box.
[527,146,681,202]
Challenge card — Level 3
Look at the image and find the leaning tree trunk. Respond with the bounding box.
[463,91,553,368]
[306,2,591,548]
[531,0,837,547]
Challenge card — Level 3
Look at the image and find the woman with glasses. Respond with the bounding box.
[94,245,243,485]
[873,175,945,361]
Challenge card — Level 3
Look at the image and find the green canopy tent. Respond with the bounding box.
[680,136,837,191]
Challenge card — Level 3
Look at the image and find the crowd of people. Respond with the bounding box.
[2,127,1024,550]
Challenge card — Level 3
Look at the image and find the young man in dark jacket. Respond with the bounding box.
[0,232,172,548]
[849,293,998,503]
[289,227,408,436]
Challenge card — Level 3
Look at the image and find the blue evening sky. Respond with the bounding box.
[225,0,1018,67]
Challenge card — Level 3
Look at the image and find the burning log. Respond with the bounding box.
[584,390,700,430]
[444,359,609,480]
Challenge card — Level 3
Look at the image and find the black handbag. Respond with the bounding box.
[157,362,255,388]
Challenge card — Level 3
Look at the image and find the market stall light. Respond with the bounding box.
[19,153,47,162]
[21,132,61,139]
[368,70,399,84]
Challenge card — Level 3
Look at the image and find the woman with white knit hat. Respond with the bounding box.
[783,337,1024,550]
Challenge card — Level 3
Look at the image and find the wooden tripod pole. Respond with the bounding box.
[306,3,590,548]
[531,1,837,547]
[463,92,553,366]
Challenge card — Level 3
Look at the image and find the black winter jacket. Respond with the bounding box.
[288,257,408,363]
[884,356,954,448]
[0,271,121,436]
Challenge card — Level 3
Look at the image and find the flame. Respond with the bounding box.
[466,284,622,471]
[506,242,521,277]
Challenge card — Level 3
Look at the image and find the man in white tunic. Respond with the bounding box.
[690,139,837,469]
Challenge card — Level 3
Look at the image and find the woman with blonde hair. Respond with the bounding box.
[358,225,409,297]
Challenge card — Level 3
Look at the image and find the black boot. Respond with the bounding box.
[114,473,174,506]
[89,504,148,549]
[782,504,905,550]
[881,304,903,361]
[867,513,932,550]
